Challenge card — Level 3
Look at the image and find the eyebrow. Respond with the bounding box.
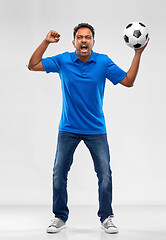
[77,35,92,37]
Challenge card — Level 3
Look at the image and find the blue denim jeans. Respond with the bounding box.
[53,131,114,223]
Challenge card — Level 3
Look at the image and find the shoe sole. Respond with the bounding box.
[101,225,118,234]
[47,225,66,233]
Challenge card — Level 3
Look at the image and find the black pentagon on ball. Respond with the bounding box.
[146,33,149,40]
[126,23,133,29]
[134,43,142,49]
[133,30,141,38]
[124,35,129,43]
[139,22,146,27]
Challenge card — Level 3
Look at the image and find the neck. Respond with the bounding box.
[76,51,92,63]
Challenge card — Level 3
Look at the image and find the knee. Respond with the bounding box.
[96,163,112,179]
[53,165,67,189]
[53,162,64,177]
[98,172,112,188]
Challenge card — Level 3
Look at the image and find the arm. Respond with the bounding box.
[120,40,149,87]
[28,30,61,71]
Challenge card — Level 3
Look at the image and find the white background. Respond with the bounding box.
[0,0,166,205]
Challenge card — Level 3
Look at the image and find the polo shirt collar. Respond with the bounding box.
[72,50,96,63]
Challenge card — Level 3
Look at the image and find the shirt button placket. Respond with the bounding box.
[82,63,85,75]
[82,63,87,74]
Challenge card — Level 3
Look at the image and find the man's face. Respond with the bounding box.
[72,28,95,59]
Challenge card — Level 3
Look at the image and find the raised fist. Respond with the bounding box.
[46,30,61,43]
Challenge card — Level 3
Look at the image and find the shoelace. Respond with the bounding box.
[106,216,116,228]
[50,218,60,226]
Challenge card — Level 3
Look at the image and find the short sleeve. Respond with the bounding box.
[106,56,127,85]
[41,54,62,74]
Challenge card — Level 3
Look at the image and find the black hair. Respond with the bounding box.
[73,23,95,39]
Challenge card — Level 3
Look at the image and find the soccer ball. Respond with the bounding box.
[123,22,149,49]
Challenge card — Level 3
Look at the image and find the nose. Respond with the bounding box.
[81,37,87,43]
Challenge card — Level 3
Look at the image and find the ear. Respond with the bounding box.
[93,39,95,47]
[72,40,76,48]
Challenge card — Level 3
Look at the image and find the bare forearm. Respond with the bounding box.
[28,30,61,71]
[126,52,141,86]
[120,40,149,87]
[28,39,49,70]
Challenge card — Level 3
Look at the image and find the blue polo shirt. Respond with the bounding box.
[41,51,126,134]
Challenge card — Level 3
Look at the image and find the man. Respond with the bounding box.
[28,23,148,234]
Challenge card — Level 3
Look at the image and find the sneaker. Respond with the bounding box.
[47,217,66,233]
[101,216,118,234]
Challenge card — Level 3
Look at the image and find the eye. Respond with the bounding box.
[77,36,82,39]
[86,36,92,39]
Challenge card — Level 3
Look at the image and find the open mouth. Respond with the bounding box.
[80,45,88,53]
